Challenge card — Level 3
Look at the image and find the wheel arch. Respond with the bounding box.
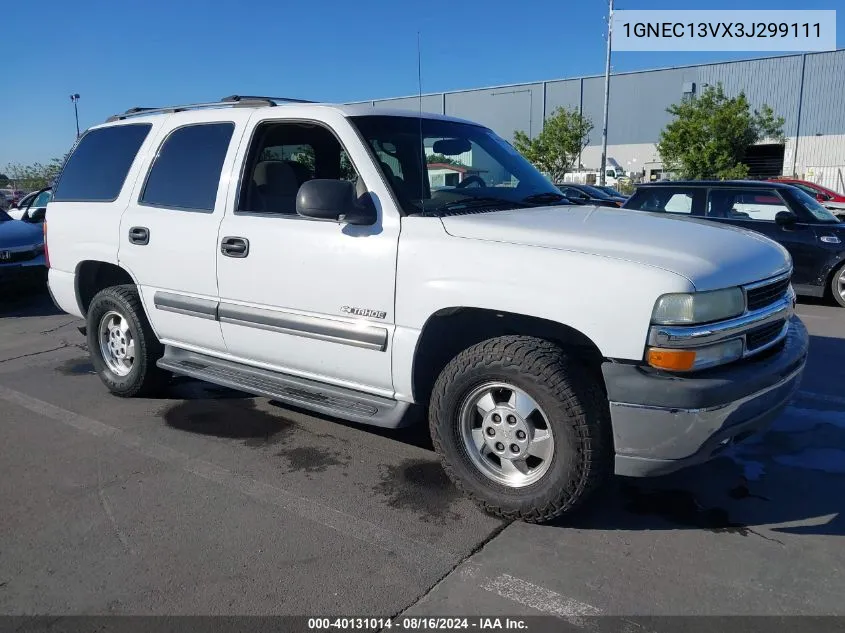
[409,306,606,405]
[74,260,138,317]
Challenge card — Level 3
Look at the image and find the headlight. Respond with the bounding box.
[647,339,744,372]
[652,287,744,325]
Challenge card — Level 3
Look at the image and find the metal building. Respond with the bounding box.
[358,49,845,193]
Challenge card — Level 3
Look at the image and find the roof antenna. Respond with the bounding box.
[417,31,425,210]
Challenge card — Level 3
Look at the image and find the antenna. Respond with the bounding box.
[417,31,425,209]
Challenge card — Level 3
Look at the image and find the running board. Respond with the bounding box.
[157,347,412,428]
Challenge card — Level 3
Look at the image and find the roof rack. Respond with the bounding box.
[105,94,312,123]
[222,94,315,104]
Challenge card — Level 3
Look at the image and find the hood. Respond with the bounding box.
[0,219,43,249]
[440,205,791,291]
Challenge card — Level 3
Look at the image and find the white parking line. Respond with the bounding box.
[0,384,456,570]
[480,572,602,621]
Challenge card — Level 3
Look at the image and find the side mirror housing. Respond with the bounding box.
[775,210,798,227]
[296,179,376,226]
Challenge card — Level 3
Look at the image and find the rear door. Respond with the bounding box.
[118,110,251,353]
[704,188,819,285]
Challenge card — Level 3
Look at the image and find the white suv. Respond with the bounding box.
[46,96,808,522]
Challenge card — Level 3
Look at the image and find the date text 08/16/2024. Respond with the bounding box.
[307,617,529,630]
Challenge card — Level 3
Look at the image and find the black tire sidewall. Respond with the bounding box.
[430,342,605,520]
[86,288,155,396]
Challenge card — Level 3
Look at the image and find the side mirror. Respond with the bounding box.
[296,179,377,226]
[775,211,797,227]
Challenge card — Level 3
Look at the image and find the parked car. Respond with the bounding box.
[768,178,845,218]
[46,97,806,522]
[624,181,845,307]
[0,209,47,286]
[556,183,625,207]
[594,185,628,199]
[8,188,51,222]
[0,189,25,211]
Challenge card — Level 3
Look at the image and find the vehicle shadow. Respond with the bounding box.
[566,392,845,536]
[0,285,60,318]
[803,334,845,398]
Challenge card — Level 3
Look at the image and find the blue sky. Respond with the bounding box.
[2,0,842,167]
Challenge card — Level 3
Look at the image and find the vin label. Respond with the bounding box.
[612,10,836,51]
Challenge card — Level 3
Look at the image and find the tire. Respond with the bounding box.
[830,263,845,308]
[429,335,612,523]
[86,284,166,397]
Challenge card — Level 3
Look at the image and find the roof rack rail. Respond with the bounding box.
[222,94,315,104]
[105,97,280,123]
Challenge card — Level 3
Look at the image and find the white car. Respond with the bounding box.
[7,189,51,221]
[45,96,808,522]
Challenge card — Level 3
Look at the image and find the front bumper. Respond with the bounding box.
[605,315,808,477]
[0,255,47,285]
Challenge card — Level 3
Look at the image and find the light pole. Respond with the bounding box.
[70,94,81,137]
[599,0,613,186]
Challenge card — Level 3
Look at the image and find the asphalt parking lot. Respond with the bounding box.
[1,286,843,621]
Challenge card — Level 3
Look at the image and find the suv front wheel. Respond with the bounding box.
[87,285,166,397]
[429,335,611,523]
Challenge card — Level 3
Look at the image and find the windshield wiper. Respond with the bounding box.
[421,197,525,216]
[521,192,568,204]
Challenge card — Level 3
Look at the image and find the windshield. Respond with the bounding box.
[599,186,624,197]
[578,184,614,199]
[789,188,841,223]
[349,115,568,215]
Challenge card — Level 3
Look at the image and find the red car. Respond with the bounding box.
[769,178,845,217]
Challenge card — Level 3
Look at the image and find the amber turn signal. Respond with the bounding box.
[646,348,697,371]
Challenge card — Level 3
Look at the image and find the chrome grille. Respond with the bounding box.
[746,319,786,352]
[746,276,791,312]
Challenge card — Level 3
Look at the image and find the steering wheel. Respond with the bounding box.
[456,175,486,189]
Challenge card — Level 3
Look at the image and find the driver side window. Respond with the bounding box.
[238,122,362,215]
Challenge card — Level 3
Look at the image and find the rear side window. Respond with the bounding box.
[626,188,701,215]
[141,123,234,211]
[52,124,151,202]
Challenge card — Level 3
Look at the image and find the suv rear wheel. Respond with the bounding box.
[86,284,166,397]
[429,335,611,523]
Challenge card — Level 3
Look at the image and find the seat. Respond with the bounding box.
[253,160,300,214]
[285,160,313,187]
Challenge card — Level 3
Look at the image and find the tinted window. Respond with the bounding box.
[53,124,151,202]
[786,188,841,223]
[706,189,789,221]
[141,123,234,211]
[626,188,700,215]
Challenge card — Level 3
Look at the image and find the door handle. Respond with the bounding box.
[221,236,249,258]
[129,226,150,245]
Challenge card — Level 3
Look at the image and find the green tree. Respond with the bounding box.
[426,153,464,166]
[513,107,593,182]
[3,156,66,191]
[657,83,785,180]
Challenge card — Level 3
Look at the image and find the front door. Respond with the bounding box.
[215,113,400,395]
[704,187,820,286]
[119,110,252,353]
